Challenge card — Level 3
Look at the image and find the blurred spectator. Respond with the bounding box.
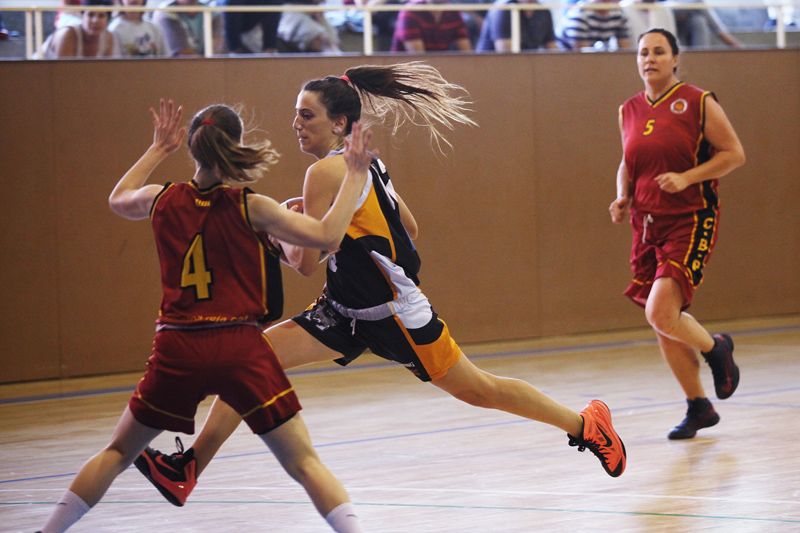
[56,0,84,29]
[0,13,8,40]
[561,0,632,50]
[765,0,796,29]
[457,0,487,47]
[39,0,120,58]
[109,0,168,56]
[391,0,472,52]
[673,0,740,47]
[346,0,403,51]
[621,0,676,40]
[220,0,282,53]
[152,0,224,56]
[278,0,342,52]
[477,0,557,52]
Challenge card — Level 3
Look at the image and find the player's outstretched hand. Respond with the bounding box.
[149,98,186,155]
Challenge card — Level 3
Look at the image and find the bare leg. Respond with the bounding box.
[432,353,583,436]
[645,277,714,353]
[69,407,161,505]
[656,331,707,399]
[42,408,161,532]
[193,319,341,475]
[260,414,351,516]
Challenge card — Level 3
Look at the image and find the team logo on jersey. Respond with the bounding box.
[670,98,689,114]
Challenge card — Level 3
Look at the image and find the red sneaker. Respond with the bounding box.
[134,437,197,506]
[568,400,627,477]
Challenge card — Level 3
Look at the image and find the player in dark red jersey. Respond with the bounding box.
[135,62,628,506]
[609,29,746,439]
[39,99,372,533]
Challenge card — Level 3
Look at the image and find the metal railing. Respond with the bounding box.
[1,1,798,59]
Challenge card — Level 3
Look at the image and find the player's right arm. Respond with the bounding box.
[610,105,631,224]
[109,99,186,220]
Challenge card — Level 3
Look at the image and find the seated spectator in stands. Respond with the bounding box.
[457,0,487,47]
[0,13,8,40]
[476,0,557,51]
[391,0,472,52]
[109,0,168,56]
[56,0,84,29]
[561,0,631,50]
[278,0,342,52]
[152,0,224,56]
[337,0,402,51]
[39,0,120,58]
[219,0,282,53]
[672,0,740,48]
[621,0,675,39]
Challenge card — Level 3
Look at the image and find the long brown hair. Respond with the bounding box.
[187,104,280,183]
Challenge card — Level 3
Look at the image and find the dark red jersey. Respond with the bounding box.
[150,181,282,327]
[622,82,719,215]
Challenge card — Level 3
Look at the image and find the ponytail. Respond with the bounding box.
[188,104,280,183]
[304,61,476,152]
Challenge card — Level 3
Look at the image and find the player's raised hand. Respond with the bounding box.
[149,98,186,155]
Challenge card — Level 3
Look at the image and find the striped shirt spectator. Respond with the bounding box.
[391,0,472,52]
[561,0,631,50]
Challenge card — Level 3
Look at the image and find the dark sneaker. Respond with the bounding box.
[134,436,197,506]
[702,333,739,399]
[568,400,627,477]
[668,397,720,439]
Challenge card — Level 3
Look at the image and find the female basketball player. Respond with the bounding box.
[39,99,372,532]
[609,29,745,439]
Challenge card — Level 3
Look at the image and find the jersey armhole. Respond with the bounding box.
[241,188,281,257]
[149,182,174,219]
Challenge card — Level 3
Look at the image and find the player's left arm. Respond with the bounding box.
[655,96,745,193]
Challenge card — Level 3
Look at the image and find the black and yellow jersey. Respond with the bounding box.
[325,157,421,309]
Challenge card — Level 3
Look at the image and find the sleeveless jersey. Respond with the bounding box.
[150,181,283,327]
[622,82,718,215]
[325,158,421,309]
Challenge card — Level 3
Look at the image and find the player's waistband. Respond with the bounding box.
[155,320,261,332]
[326,294,416,322]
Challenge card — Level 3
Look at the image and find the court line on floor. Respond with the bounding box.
[2,322,798,406]
[1,497,797,525]
[3,381,799,487]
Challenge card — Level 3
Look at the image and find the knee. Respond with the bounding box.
[645,301,679,335]
[282,456,321,484]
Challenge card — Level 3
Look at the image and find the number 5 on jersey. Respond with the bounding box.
[643,119,655,136]
[182,233,213,300]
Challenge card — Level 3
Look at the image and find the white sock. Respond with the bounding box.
[325,502,362,533]
[40,490,91,533]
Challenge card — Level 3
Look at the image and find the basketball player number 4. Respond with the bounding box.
[181,233,213,300]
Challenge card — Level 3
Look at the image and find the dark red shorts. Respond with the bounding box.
[625,208,719,310]
[129,325,300,435]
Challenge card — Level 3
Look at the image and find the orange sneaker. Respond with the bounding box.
[133,437,197,506]
[568,400,627,477]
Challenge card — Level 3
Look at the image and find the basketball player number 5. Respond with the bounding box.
[643,119,655,136]
[181,234,213,300]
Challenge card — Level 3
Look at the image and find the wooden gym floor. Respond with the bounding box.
[1,315,799,532]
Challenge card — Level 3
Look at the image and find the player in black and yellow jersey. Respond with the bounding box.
[135,64,628,508]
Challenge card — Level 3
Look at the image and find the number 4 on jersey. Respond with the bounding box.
[181,233,213,300]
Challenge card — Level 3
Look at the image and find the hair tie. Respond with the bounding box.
[340,74,352,86]
[201,118,215,126]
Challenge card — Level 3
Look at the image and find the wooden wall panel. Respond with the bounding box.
[0,50,797,382]
[0,64,60,381]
